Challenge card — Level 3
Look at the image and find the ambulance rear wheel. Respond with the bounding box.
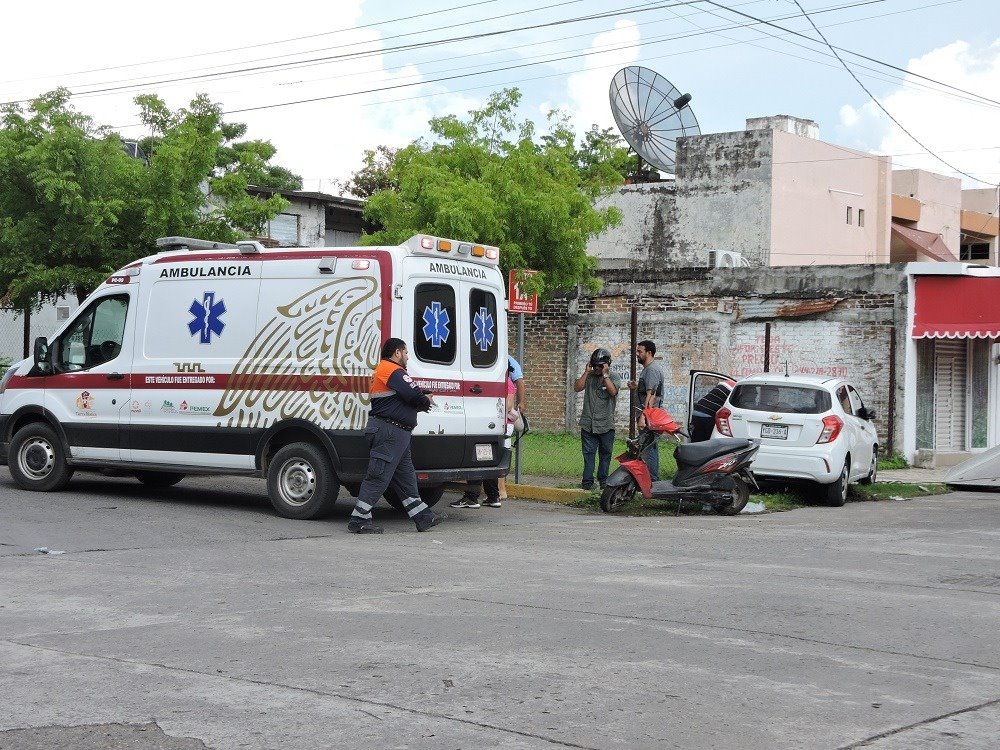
[267,442,338,520]
[9,423,74,492]
[134,471,185,488]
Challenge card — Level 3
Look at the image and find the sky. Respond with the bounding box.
[1,0,998,195]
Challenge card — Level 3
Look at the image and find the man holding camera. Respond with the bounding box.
[574,348,621,491]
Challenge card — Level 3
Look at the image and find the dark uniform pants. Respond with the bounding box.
[352,417,428,521]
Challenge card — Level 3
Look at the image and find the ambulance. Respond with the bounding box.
[0,234,511,519]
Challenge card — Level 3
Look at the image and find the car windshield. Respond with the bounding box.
[730,383,832,414]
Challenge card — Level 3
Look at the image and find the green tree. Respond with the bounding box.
[0,90,295,308]
[338,145,398,199]
[360,89,623,294]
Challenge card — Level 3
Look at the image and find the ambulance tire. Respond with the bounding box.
[8,423,74,492]
[134,471,185,488]
[267,442,339,520]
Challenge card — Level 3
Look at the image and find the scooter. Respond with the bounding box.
[600,407,760,515]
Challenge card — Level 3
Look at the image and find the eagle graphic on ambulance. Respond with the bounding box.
[0,235,510,519]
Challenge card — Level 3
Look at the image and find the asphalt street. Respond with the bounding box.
[1,472,998,749]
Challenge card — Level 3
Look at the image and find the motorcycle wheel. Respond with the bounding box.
[714,476,750,516]
[600,481,636,513]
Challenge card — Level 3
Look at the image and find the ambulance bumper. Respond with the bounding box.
[417,447,511,484]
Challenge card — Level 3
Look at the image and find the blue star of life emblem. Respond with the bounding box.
[188,291,227,344]
[473,306,495,352]
[422,301,450,348]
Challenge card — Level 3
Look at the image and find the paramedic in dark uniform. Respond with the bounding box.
[690,378,735,442]
[348,338,443,534]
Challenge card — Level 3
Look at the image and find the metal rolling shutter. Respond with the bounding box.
[934,340,967,451]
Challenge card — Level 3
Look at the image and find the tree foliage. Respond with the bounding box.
[337,145,398,199]
[360,89,623,294]
[0,90,297,308]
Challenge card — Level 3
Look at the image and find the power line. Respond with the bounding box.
[780,0,998,186]
[0,0,508,85]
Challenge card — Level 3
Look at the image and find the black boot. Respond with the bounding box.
[413,509,444,532]
[348,518,384,534]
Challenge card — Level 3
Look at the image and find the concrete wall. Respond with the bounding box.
[892,169,962,254]
[770,131,891,265]
[585,184,676,269]
[521,265,906,452]
[672,130,773,267]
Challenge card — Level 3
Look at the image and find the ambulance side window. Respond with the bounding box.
[55,294,129,372]
[469,288,498,368]
[413,283,456,365]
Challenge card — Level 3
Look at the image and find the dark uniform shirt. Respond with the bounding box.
[369,359,431,428]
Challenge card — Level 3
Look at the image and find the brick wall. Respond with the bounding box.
[522,264,906,451]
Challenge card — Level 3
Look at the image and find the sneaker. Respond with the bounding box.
[581,481,594,491]
[347,518,384,534]
[449,497,481,509]
[414,510,444,532]
[482,497,502,508]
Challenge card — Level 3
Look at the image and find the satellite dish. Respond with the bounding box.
[609,66,701,177]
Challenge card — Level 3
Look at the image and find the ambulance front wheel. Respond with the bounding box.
[8,423,74,492]
[267,442,339,520]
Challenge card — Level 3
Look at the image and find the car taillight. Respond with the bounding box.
[817,415,843,444]
[715,406,732,437]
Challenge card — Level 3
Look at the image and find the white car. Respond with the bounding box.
[691,372,879,506]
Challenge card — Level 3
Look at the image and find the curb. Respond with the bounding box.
[506,483,591,504]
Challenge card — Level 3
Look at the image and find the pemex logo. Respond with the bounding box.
[189,292,226,344]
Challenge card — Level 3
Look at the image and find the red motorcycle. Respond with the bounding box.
[600,407,759,515]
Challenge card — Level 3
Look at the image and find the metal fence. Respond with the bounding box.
[0,299,79,365]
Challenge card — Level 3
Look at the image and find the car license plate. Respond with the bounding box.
[475,443,494,461]
[760,424,788,440]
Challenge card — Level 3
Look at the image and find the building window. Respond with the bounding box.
[846,206,853,225]
[858,209,865,227]
[960,243,990,261]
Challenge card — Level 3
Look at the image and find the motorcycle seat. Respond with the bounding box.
[675,438,753,466]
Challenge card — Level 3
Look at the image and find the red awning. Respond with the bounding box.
[913,276,1000,338]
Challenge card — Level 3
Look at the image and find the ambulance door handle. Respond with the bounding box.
[106,372,125,381]
[469,385,482,394]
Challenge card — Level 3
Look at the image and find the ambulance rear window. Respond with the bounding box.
[413,283,456,365]
[469,288,498,368]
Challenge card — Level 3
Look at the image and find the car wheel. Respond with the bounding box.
[859,449,877,485]
[824,459,850,507]
[8,423,74,492]
[135,471,185,488]
[267,442,338,520]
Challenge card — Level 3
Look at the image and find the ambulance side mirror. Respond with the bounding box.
[33,337,51,373]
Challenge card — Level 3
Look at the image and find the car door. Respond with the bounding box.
[45,293,133,461]
[687,370,734,436]
[835,384,864,480]
[847,385,877,476]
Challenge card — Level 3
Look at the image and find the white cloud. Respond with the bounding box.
[560,21,641,137]
[838,39,1000,188]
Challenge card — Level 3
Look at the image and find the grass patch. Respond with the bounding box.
[565,481,949,516]
[516,430,677,480]
[877,451,910,470]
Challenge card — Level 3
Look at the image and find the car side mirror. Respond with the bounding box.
[859,407,876,421]
[33,336,51,372]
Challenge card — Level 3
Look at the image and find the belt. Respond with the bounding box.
[373,415,414,432]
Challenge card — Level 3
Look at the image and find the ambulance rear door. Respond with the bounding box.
[401,258,467,470]
[458,277,507,466]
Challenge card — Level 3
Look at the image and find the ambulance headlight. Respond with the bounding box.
[0,365,16,395]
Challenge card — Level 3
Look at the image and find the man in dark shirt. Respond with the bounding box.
[349,338,443,534]
[690,378,735,442]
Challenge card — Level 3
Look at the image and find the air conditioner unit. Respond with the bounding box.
[707,250,750,268]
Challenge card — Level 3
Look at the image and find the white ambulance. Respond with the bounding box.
[0,234,510,519]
